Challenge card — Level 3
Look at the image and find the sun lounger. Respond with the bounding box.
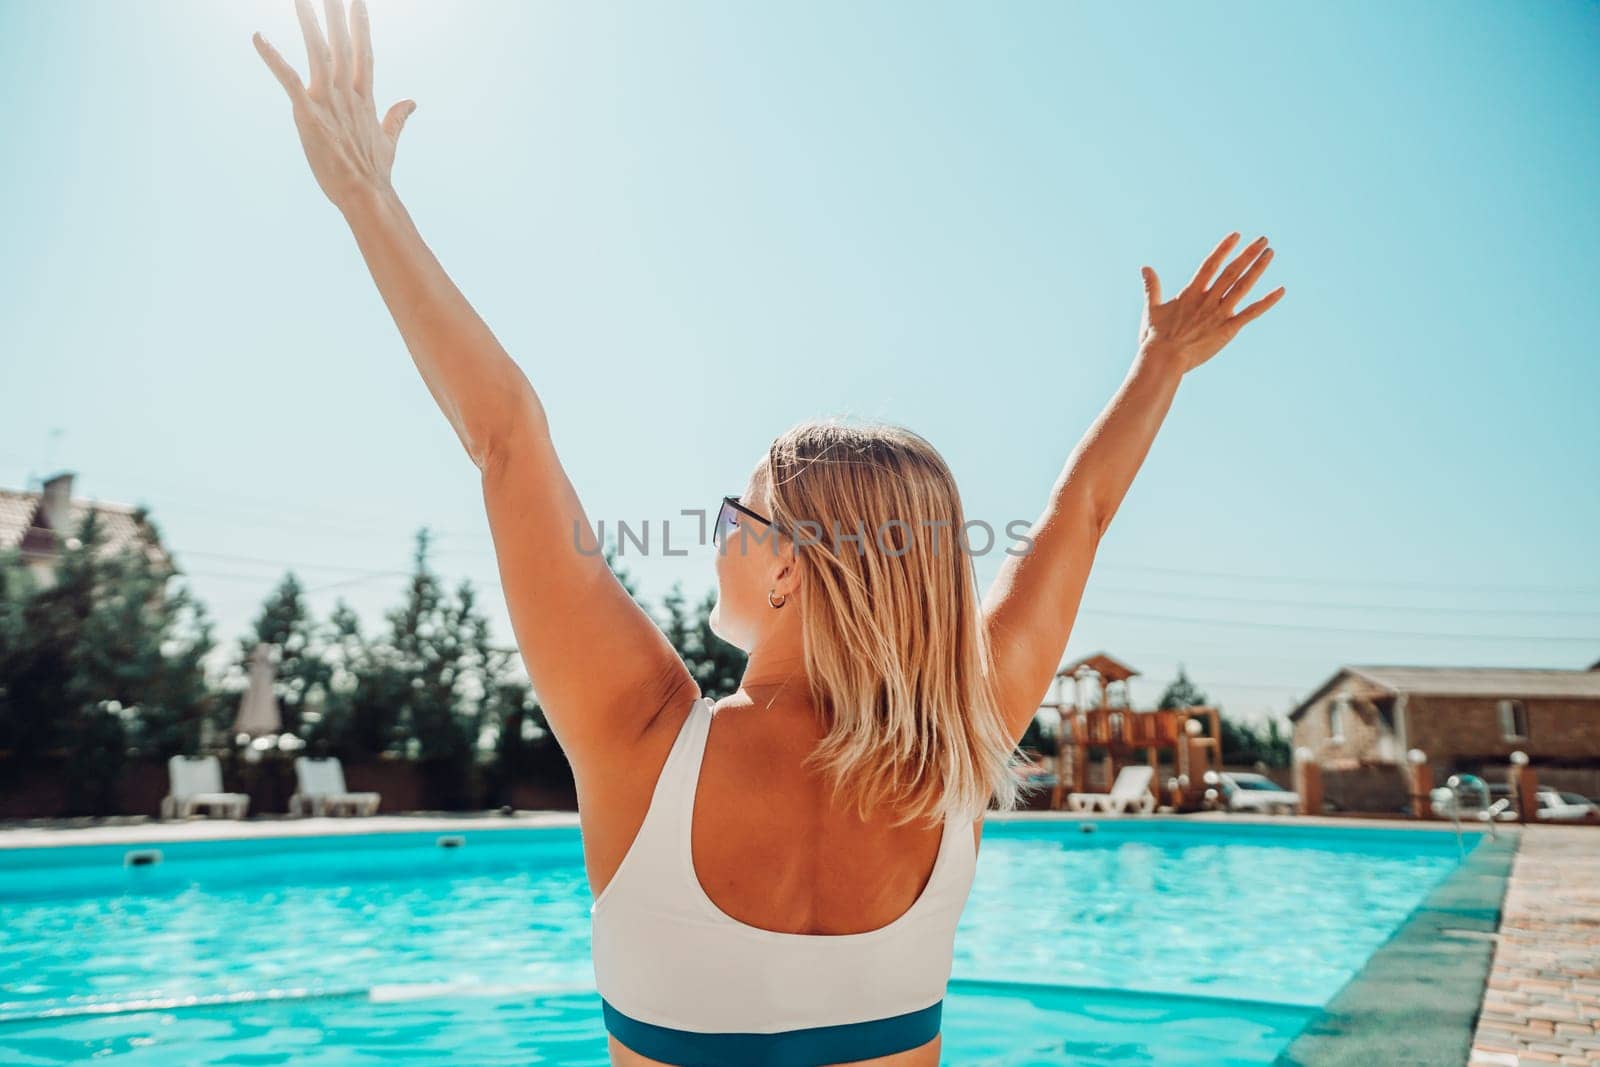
[1067,765,1156,814]
[161,756,250,819]
[290,756,381,817]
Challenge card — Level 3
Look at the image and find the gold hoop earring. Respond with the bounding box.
[767,589,787,609]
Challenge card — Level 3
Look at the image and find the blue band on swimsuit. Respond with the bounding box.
[600,997,942,1067]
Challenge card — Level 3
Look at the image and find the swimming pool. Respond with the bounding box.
[0,819,1477,1065]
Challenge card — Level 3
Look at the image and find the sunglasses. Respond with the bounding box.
[713,495,777,548]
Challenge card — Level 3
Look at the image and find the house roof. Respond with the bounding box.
[1290,663,1600,721]
[0,486,172,571]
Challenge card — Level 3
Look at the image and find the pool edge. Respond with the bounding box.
[1275,828,1519,1067]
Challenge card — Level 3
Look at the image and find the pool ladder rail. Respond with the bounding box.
[1430,773,1511,854]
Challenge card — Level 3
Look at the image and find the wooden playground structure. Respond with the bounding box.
[1038,653,1223,813]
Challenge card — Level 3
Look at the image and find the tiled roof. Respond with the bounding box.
[0,488,171,570]
[1348,664,1600,700]
[0,491,38,551]
[1291,663,1600,720]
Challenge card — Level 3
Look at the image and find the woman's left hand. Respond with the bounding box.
[1137,233,1285,374]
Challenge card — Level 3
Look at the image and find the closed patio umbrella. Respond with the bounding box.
[234,643,283,737]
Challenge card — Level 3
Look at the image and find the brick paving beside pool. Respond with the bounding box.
[1470,825,1600,1067]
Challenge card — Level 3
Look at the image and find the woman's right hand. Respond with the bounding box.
[252,0,415,212]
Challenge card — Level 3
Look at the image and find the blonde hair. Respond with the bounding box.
[757,418,1027,828]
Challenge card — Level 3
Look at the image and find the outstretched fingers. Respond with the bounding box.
[1211,237,1269,301]
[350,0,375,99]
[253,33,308,105]
[323,0,355,88]
[1185,231,1240,295]
[1221,246,1274,310]
[1229,286,1287,332]
[294,0,331,91]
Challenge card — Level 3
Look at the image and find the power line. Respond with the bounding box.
[109,500,1600,645]
[136,496,486,544]
[170,539,1600,619]
[178,561,1600,644]
[144,504,1600,601]
[1086,583,1600,619]
[1096,560,1600,598]
[6,446,1591,598]
[1077,605,1598,643]
[303,570,415,594]
[89,494,1600,604]
[1168,680,1303,692]
[182,549,410,577]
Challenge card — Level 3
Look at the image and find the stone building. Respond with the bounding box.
[0,470,172,588]
[1289,662,1600,807]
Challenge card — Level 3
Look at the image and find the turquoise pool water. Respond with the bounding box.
[0,820,1473,1065]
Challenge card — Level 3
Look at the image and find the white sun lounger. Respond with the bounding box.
[290,757,381,817]
[161,756,250,819]
[1067,765,1157,815]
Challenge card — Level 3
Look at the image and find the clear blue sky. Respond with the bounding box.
[3,0,1596,724]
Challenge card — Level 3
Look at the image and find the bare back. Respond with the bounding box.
[579,685,987,1067]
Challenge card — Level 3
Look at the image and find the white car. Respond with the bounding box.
[1219,773,1300,815]
[1431,785,1595,823]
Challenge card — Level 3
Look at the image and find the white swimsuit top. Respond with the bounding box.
[590,696,979,1067]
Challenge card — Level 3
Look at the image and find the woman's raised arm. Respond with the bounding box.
[253,0,696,768]
[983,233,1284,742]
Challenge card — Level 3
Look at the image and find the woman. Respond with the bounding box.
[252,4,1284,1064]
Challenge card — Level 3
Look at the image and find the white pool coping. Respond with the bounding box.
[0,809,1486,850]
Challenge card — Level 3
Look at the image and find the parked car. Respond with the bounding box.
[1218,772,1300,815]
[1431,783,1596,822]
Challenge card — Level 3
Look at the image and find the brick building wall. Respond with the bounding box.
[1403,695,1600,773]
